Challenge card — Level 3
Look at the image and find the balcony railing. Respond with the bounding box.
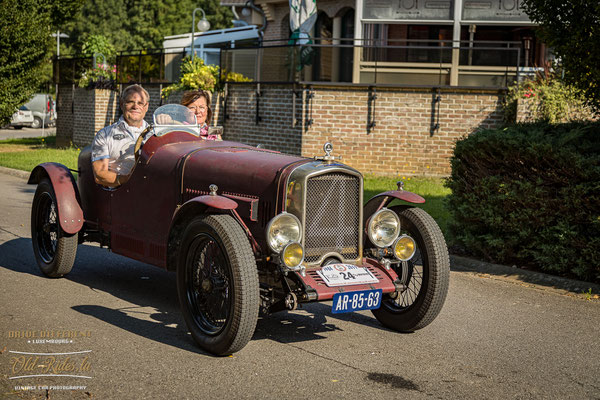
[53,39,528,89]
[220,38,525,89]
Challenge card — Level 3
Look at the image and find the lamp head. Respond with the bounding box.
[197,19,210,32]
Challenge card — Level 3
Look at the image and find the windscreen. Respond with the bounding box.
[152,104,201,137]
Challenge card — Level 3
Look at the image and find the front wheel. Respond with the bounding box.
[176,214,259,356]
[31,117,42,129]
[372,207,449,332]
[31,179,78,277]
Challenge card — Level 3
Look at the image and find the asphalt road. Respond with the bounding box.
[1,172,599,399]
[0,127,56,141]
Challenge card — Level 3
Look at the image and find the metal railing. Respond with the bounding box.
[53,49,187,85]
[53,39,525,89]
[220,39,524,88]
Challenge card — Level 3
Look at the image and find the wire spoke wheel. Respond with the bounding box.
[394,254,424,309]
[177,215,259,355]
[31,179,77,277]
[186,234,232,336]
[372,207,450,332]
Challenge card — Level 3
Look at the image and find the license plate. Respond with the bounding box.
[316,264,379,287]
[332,289,382,314]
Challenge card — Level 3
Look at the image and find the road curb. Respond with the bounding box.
[0,166,30,180]
[451,254,600,300]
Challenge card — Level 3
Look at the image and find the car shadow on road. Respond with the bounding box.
[253,302,396,345]
[1,238,396,354]
[0,238,209,355]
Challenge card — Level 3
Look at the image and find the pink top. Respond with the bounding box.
[200,124,218,141]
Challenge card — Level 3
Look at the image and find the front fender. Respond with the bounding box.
[363,190,425,226]
[28,162,84,235]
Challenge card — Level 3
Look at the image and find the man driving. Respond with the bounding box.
[91,84,149,187]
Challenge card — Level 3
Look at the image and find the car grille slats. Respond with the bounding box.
[304,173,360,263]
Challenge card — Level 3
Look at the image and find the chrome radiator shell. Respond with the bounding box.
[284,162,363,267]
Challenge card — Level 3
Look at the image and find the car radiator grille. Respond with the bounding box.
[304,173,360,263]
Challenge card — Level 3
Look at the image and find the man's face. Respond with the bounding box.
[121,92,148,127]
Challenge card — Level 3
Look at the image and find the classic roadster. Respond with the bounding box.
[29,105,450,355]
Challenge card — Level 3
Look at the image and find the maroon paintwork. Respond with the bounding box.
[303,259,401,300]
[76,132,311,268]
[363,189,426,227]
[52,130,428,302]
[28,162,84,235]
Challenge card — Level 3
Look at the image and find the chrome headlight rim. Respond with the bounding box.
[281,241,304,269]
[367,208,401,248]
[393,234,417,261]
[266,212,303,253]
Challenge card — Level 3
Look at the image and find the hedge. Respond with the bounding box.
[445,121,600,282]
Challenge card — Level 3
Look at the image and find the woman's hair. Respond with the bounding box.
[181,90,212,124]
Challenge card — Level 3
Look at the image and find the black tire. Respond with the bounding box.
[372,207,449,332]
[176,214,259,355]
[31,179,77,277]
[13,126,23,130]
[31,117,42,129]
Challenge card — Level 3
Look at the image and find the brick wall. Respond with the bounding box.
[57,83,505,176]
[57,84,220,148]
[221,84,505,176]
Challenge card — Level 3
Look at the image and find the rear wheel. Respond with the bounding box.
[31,179,77,277]
[176,214,259,355]
[372,207,449,332]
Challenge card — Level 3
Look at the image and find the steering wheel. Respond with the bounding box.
[134,124,154,162]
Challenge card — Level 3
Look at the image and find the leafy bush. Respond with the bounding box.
[445,122,600,282]
[504,71,590,123]
[78,63,117,90]
[161,57,251,99]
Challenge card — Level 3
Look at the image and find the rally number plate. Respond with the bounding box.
[332,289,382,314]
[316,264,379,287]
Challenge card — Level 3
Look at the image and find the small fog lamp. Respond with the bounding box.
[282,242,304,269]
[393,235,416,261]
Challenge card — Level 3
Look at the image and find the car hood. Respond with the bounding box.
[181,141,309,202]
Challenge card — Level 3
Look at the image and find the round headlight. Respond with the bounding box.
[368,208,400,248]
[394,235,416,261]
[282,242,304,269]
[266,212,302,253]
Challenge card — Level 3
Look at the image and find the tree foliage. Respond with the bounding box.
[0,0,84,125]
[522,0,600,113]
[64,0,234,54]
[81,34,117,60]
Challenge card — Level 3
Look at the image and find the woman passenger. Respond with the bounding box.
[180,90,220,140]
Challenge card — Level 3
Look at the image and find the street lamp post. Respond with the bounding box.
[51,31,69,131]
[191,7,211,61]
[51,31,69,58]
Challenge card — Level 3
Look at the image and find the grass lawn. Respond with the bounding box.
[0,136,80,172]
[363,174,451,236]
[0,136,452,236]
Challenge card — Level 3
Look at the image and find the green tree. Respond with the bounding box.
[522,0,600,113]
[81,34,117,60]
[0,0,84,125]
[63,0,234,53]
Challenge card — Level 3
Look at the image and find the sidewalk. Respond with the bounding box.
[1,164,597,300]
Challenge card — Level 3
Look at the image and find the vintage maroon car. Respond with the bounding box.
[29,105,450,355]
